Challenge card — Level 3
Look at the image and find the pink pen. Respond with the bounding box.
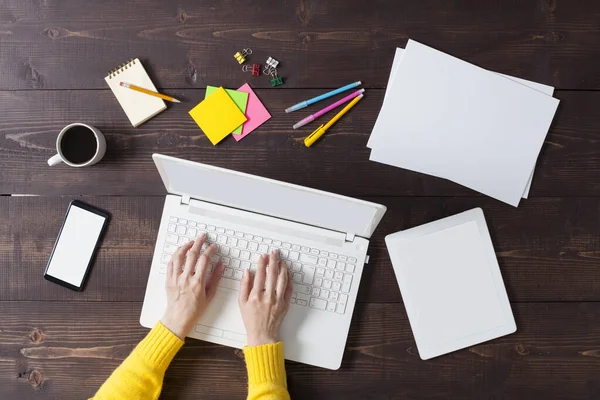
[293,88,365,129]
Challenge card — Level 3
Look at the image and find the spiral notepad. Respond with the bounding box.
[105,58,166,127]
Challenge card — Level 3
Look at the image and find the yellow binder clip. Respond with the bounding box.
[234,48,252,64]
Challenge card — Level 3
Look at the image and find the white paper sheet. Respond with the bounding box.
[368,42,559,205]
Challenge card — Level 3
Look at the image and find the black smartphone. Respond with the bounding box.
[44,200,110,291]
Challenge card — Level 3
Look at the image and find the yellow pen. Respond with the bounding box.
[304,94,364,147]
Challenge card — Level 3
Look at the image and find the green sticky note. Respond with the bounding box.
[205,86,249,134]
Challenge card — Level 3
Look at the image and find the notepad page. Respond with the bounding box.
[393,221,505,347]
[105,59,166,127]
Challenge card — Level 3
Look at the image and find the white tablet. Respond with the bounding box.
[385,208,516,360]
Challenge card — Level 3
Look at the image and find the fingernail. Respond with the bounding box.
[243,269,248,277]
[272,249,279,256]
[198,232,206,239]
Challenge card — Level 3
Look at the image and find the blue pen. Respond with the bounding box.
[285,81,362,113]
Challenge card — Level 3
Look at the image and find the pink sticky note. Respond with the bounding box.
[233,83,271,141]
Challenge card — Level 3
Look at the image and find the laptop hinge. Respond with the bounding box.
[181,195,191,205]
[345,232,355,242]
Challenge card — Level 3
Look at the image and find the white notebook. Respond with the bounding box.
[385,208,516,360]
[105,58,166,127]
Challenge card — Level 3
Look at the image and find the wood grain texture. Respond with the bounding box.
[0,89,598,197]
[2,195,600,303]
[2,301,600,400]
[2,0,600,90]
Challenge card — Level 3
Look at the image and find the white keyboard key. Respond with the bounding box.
[339,294,348,306]
[220,246,230,256]
[251,263,257,272]
[274,240,282,246]
[325,270,334,280]
[316,267,325,277]
[163,243,178,253]
[311,248,320,255]
[226,229,234,235]
[344,274,353,285]
[290,298,296,304]
[227,237,238,246]
[342,282,351,293]
[346,264,356,273]
[297,300,308,307]
[239,240,248,249]
[235,231,244,238]
[178,236,187,245]
[336,302,346,314]
[330,253,338,259]
[264,238,272,244]
[255,236,263,242]
[293,284,311,295]
[292,262,302,272]
[230,248,241,258]
[283,260,292,270]
[188,221,197,227]
[218,235,227,245]
[318,258,327,267]
[293,273,303,283]
[232,259,241,269]
[244,234,254,240]
[223,268,233,278]
[302,265,315,284]
[320,250,329,257]
[219,277,241,291]
[166,234,178,244]
[301,246,310,253]
[208,233,217,241]
[217,227,225,234]
[292,244,300,251]
[314,277,323,287]
[311,287,320,297]
[208,225,216,231]
[324,279,332,289]
[258,244,269,253]
[187,228,197,238]
[201,242,209,251]
[300,254,318,265]
[334,271,344,281]
[283,242,291,249]
[180,219,188,225]
[291,292,297,299]
[330,291,339,301]
[169,217,178,223]
[222,257,231,266]
[240,251,250,260]
[211,254,220,263]
[340,255,347,262]
[332,281,341,292]
[161,253,171,263]
[223,331,247,343]
[289,251,299,261]
[319,289,330,299]
[336,262,346,271]
[327,301,337,312]
[280,249,289,258]
[251,253,261,263]
[249,242,259,252]
[233,270,243,280]
[326,259,336,269]
[310,297,327,310]
[241,261,251,270]
[199,224,206,229]
[168,224,176,233]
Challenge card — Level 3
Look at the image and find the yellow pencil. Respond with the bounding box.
[119,82,181,103]
[304,94,363,147]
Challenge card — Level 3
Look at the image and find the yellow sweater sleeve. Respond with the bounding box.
[90,322,184,400]
[243,342,290,400]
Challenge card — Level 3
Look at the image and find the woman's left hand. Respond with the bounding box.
[161,233,225,340]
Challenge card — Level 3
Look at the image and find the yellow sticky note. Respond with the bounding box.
[189,87,248,145]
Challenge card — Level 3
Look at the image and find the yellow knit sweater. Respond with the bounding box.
[91,322,290,400]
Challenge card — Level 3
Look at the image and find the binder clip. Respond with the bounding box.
[242,63,261,77]
[265,57,279,69]
[234,48,252,64]
[268,69,284,87]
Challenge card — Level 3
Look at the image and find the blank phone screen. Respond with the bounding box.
[46,205,106,287]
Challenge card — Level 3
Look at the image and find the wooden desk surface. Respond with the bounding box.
[2,1,600,398]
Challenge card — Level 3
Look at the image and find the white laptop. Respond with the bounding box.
[140,154,386,369]
[385,208,516,360]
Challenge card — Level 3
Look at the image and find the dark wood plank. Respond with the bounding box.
[2,0,600,90]
[0,89,598,197]
[3,195,600,303]
[2,301,600,399]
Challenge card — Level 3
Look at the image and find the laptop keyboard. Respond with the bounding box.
[159,216,358,315]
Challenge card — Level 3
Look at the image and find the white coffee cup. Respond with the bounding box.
[47,123,106,167]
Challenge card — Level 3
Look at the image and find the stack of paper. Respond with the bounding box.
[368,40,560,207]
[189,84,271,145]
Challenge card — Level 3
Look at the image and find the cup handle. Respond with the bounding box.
[47,154,63,166]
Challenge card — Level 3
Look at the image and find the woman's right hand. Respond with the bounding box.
[239,249,293,346]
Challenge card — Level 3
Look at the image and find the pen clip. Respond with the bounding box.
[307,124,325,139]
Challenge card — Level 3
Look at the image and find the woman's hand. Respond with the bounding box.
[161,233,225,340]
[239,249,293,346]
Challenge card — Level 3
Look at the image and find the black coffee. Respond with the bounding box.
[60,126,97,164]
